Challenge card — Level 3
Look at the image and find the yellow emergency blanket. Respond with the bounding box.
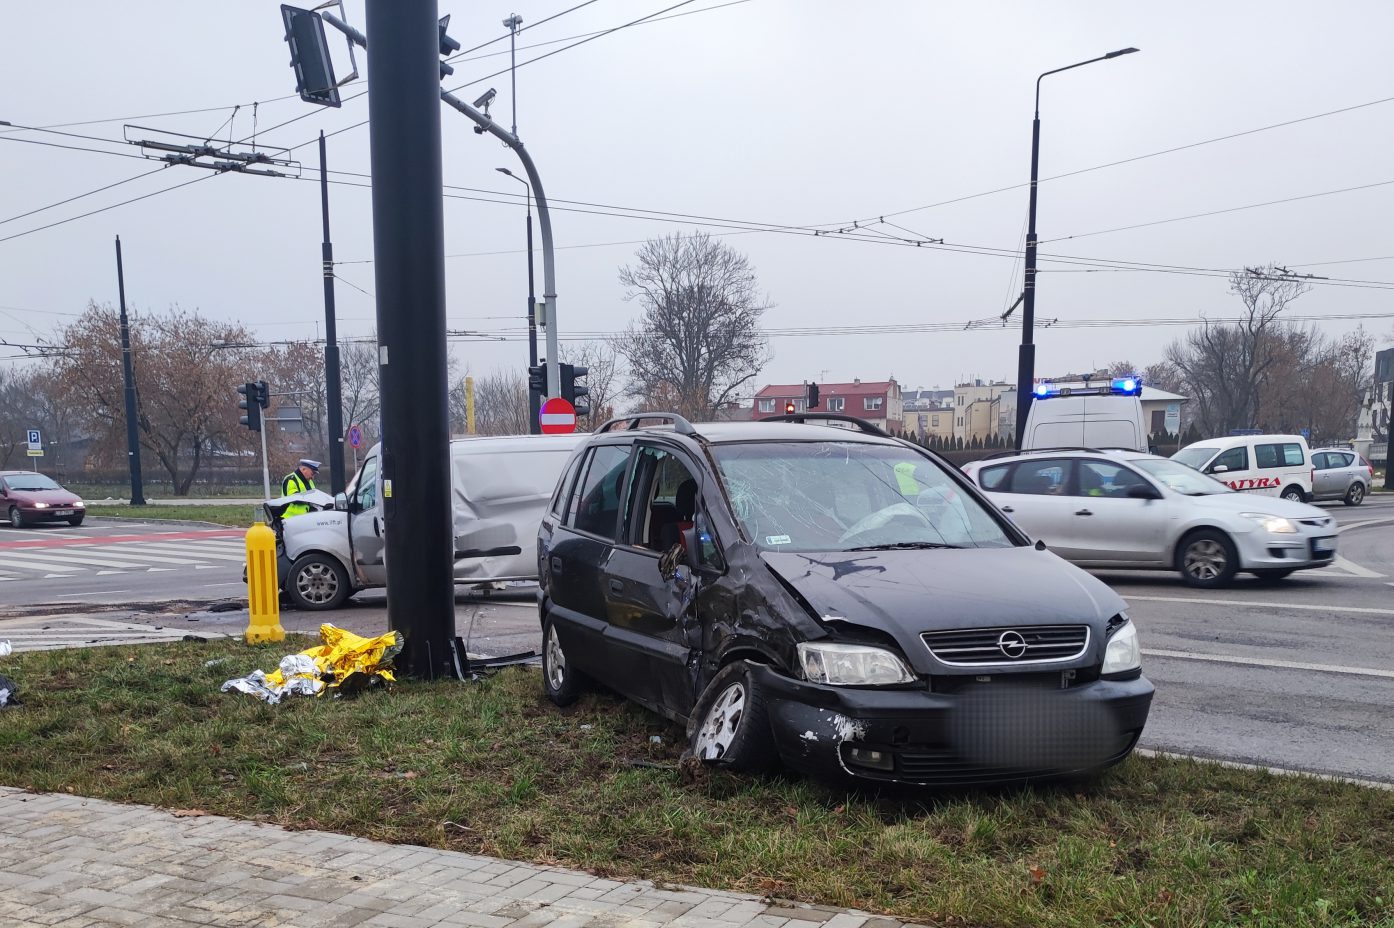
[221,624,403,704]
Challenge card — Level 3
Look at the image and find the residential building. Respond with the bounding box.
[752,378,903,432]
[952,379,1014,444]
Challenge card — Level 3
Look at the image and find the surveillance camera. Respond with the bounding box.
[473,88,497,109]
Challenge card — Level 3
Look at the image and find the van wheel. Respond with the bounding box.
[542,614,586,706]
[1344,483,1366,506]
[1177,530,1239,588]
[690,662,778,773]
[1281,486,1306,503]
[286,553,351,611]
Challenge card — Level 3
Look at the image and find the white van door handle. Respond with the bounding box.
[373,517,381,537]
[1001,505,1014,514]
[1075,509,1093,516]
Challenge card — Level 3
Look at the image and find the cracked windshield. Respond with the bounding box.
[711,441,1014,552]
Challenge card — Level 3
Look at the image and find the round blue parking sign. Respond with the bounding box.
[347,424,363,448]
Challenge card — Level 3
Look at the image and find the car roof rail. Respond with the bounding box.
[759,413,893,438]
[594,413,698,436]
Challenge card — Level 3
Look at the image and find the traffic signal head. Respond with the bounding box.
[438,15,461,77]
[527,364,546,397]
[237,382,262,432]
[256,380,270,409]
[561,363,591,416]
[807,382,820,408]
[281,5,342,108]
[784,400,796,415]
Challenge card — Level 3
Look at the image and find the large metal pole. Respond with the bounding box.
[114,236,146,505]
[526,202,540,433]
[319,131,347,494]
[1014,112,1041,449]
[365,0,457,679]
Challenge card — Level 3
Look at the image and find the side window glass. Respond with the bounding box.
[694,507,725,570]
[1341,453,1356,467]
[573,445,632,540]
[564,451,593,528]
[1255,443,1280,468]
[550,454,583,518]
[979,464,1011,491]
[356,457,379,509]
[1077,460,1149,498]
[625,446,700,551]
[1315,452,1333,470]
[1211,447,1247,472]
[1008,459,1073,496]
[1282,443,1305,466]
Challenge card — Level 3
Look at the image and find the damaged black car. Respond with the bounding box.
[537,413,1153,787]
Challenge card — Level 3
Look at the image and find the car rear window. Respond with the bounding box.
[1255,442,1304,469]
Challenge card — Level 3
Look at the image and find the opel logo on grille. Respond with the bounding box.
[997,630,1028,659]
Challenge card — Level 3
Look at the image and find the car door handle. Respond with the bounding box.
[1075,509,1093,516]
[1000,505,1014,513]
[373,517,381,537]
[608,579,624,593]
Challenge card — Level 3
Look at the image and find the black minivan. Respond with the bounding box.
[537,414,1153,786]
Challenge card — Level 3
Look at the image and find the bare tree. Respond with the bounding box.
[1165,266,1311,436]
[466,369,531,436]
[562,338,624,429]
[617,232,771,420]
[50,303,257,494]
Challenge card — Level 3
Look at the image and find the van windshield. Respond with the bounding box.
[710,441,1015,552]
[1171,447,1217,470]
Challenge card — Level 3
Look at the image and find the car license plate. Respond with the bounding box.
[53,509,73,516]
[1312,536,1336,554]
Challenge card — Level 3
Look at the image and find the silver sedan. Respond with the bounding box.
[962,450,1338,587]
[1310,448,1373,505]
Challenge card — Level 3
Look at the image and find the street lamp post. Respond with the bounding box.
[497,166,540,434]
[1014,47,1139,448]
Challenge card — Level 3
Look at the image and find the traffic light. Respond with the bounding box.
[238,382,262,432]
[256,380,270,409]
[527,364,546,398]
[807,382,820,409]
[784,400,796,415]
[281,5,342,108]
[438,15,461,77]
[561,363,590,416]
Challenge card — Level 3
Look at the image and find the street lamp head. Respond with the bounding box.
[1105,47,1140,58]
[496,167,514,177]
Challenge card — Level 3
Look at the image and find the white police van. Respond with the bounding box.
[1022,378,1148,452]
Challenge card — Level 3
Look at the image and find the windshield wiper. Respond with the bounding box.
[845,541,962,551]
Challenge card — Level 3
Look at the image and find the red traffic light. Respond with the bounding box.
[784,401,796,414]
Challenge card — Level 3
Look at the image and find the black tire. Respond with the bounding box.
[8,506,24,529]
[541,614,586,706]
[67,515,84,527]
[285,552,351,611]
[1344,483,1366,506]
[689,661,778,773]
[1281,486,1306,503]
[1176,529,1240,588]
[1252,568,1295,582]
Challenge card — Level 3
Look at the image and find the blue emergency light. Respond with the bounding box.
[1110,377,1143,396]
[1032,378,1142,399]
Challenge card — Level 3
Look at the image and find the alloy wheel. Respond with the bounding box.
[693,682,746,760]
[545,624,567,691]
[295,562,340,605]
[1184,539,1227,581]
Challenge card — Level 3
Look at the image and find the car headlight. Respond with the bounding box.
[1240,512,1296,533]
[797,642,916,686]
[32,502,49,509]
[1102,621,1141,675]
[74,500,85,508]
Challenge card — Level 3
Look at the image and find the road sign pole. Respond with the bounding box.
[115,236,146,505]
[259,420,271,501]
[320,131,347,496]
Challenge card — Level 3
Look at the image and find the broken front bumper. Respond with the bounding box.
[750,663,1153,787]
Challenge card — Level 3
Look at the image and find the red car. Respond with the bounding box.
[0,471,86,527]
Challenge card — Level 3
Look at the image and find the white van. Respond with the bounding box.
[1022,378,1148,452]
[1171,434,1313,501]
[269,433,588,610]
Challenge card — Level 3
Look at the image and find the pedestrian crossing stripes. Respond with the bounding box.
[0,537,248,582]
[0,615,229,651]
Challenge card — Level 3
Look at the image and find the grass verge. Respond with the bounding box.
[84,504,258,527]
[2,639,1391,928]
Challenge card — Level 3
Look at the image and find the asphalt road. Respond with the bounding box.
[4,501,1393,783]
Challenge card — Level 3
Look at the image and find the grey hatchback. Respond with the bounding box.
[536,413,1153,787]
[1310,448,1373,506]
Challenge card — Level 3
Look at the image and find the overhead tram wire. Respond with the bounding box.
[0,94,301,136]
[0,172,221,245]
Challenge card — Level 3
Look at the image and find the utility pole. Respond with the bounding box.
[114,236,146,505]
[503,14,522,138]
[364,0,458,679]
[497,167,539,432]
[319,131,347,494]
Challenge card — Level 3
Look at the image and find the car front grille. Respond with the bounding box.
[886,731,1141,785]
[1299,517,1332,528]
[922,625,1090,666]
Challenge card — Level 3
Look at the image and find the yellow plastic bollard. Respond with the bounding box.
[244,521,285,644]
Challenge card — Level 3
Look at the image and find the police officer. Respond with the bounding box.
[281,459,320,518]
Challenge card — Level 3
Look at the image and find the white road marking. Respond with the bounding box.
[0,549,162,570]
[1143,647,1394,678]
[1337,515,1394,532]
[1133,749,1393,791]
[65,589,132,596]
[120,543,246,562]
[0,552,84,572]
[1127,594,1394,616]
[1330,555,1384,578]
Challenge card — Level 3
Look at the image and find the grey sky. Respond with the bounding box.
[3,1,1392,395]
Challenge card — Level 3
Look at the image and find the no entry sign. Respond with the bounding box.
[540,397,577,434]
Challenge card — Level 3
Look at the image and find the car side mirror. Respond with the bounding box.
[334,492,350,512]
[681,526,701,570]
[1209,464,1229,474]
[1126,484,1162,500]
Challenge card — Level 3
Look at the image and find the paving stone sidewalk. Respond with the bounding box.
[0,787,919,928]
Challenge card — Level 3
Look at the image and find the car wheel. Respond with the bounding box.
[690,661,778,773]
[1281,486,1306,503]
[1177,530,1239,588]
[1344,483,1366,506]
[8,506,24,529]
[67,515,85,527]
[285,553,351,611]
[1252,568,1295,582]
[541,614,586,706]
